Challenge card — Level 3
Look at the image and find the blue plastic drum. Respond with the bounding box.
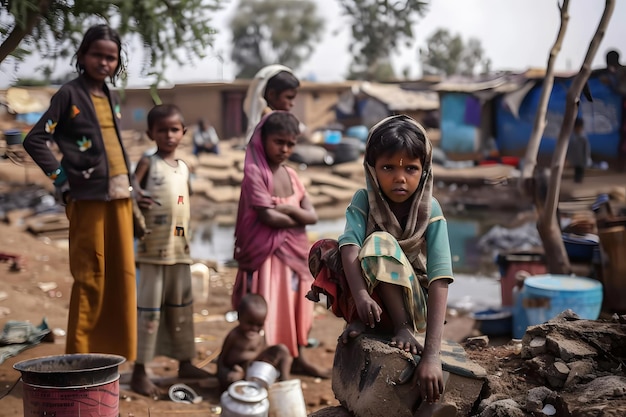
[522,274,603,327]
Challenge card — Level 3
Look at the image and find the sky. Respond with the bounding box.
[1,0,625,88]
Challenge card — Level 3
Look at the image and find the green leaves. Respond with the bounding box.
[229,0,324,79]
[420,28,489,77]
[339,0,428,81]
[1,0,223,86]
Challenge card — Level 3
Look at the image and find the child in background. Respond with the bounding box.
[567,117,591,183]
[192,118,220,155]
[232,111,329,378]
[23,24,136,361]
[243,64,300,144]
[308,115,455,409]
[218,293,292,391]
[131,104,210,398]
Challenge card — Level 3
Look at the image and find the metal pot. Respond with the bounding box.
[246,361,279,389]
[220,380,269,417]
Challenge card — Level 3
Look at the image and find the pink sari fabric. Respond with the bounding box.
[232,112,313,355]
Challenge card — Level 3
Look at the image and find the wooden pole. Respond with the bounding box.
[539,0,615,274]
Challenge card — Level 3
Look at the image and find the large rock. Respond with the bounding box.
[332,336,418,417]
[332,336,485,417]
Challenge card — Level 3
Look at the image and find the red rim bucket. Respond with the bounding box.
[14,353,125,417]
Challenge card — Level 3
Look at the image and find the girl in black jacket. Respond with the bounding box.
[23,24,137,362]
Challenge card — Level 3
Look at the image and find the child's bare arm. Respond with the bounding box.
[340,244,382,326]
[415,278,450,403]
[273,194,318,225]
[132,156,158,209]
[217,329,240,368]
[257,207,300,228]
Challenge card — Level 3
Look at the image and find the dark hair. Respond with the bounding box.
[261,111,300,140]
[264,70,300,98]
[237,293,267,316]
[364,115,427,167]
[574,117,584,128]
[75,24,126,84]
[606,50,620,67]
[146,104,185,131]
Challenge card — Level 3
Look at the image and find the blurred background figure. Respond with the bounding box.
[193,118,220,155]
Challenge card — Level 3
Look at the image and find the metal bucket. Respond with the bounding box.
[14,353,125,417]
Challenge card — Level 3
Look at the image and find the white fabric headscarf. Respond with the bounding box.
[243,64,294,144]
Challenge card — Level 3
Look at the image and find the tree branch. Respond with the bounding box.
[540,0,615,274]
[520,0,570,191]
[0,0,51,63]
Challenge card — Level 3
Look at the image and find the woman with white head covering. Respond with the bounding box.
[243,64,300,144]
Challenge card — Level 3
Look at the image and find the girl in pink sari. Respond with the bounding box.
[232,111,329,378]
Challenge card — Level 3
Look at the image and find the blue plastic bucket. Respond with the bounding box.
[523,274,603,327]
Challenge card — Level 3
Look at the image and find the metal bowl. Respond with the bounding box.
[245,361,279,389]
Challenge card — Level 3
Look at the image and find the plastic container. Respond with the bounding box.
[221,380,269,417]
[3,129,23,145]
[522,274,603,327]
[470,308,512,336]
[562,233,599,263]
[268,379,307,417]
[323,130,342,145]
[512,286,529,339]
[14,353,125,417]
[345,125,369,142]
[496,251,546,306]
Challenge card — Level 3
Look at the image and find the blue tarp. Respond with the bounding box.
[440,93,479,154]
[16,112,43,125]
[495,76,622,160]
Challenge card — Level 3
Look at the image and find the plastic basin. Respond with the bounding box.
[470,308,513,336]
[523,274,603,326]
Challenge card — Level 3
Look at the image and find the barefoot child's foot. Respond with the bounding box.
[178,360,212,379]
[339,320,366,344]
[131,364,162,399]
[390,327,422,354]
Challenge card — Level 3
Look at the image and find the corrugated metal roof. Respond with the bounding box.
[433,73,529,94]
[432,68,582,94]
[359,82,439,111]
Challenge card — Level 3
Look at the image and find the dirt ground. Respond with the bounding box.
[0,219,482,416]
[3,218,625,417]
[1,136,625,416]
[0,218,626,417]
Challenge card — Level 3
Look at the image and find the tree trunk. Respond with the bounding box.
[0,0,51,64]
[520,0,570,191]
[540,0,615,274]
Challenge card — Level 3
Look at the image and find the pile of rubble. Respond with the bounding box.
[476,310,626,417]
[311,310,626,417]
